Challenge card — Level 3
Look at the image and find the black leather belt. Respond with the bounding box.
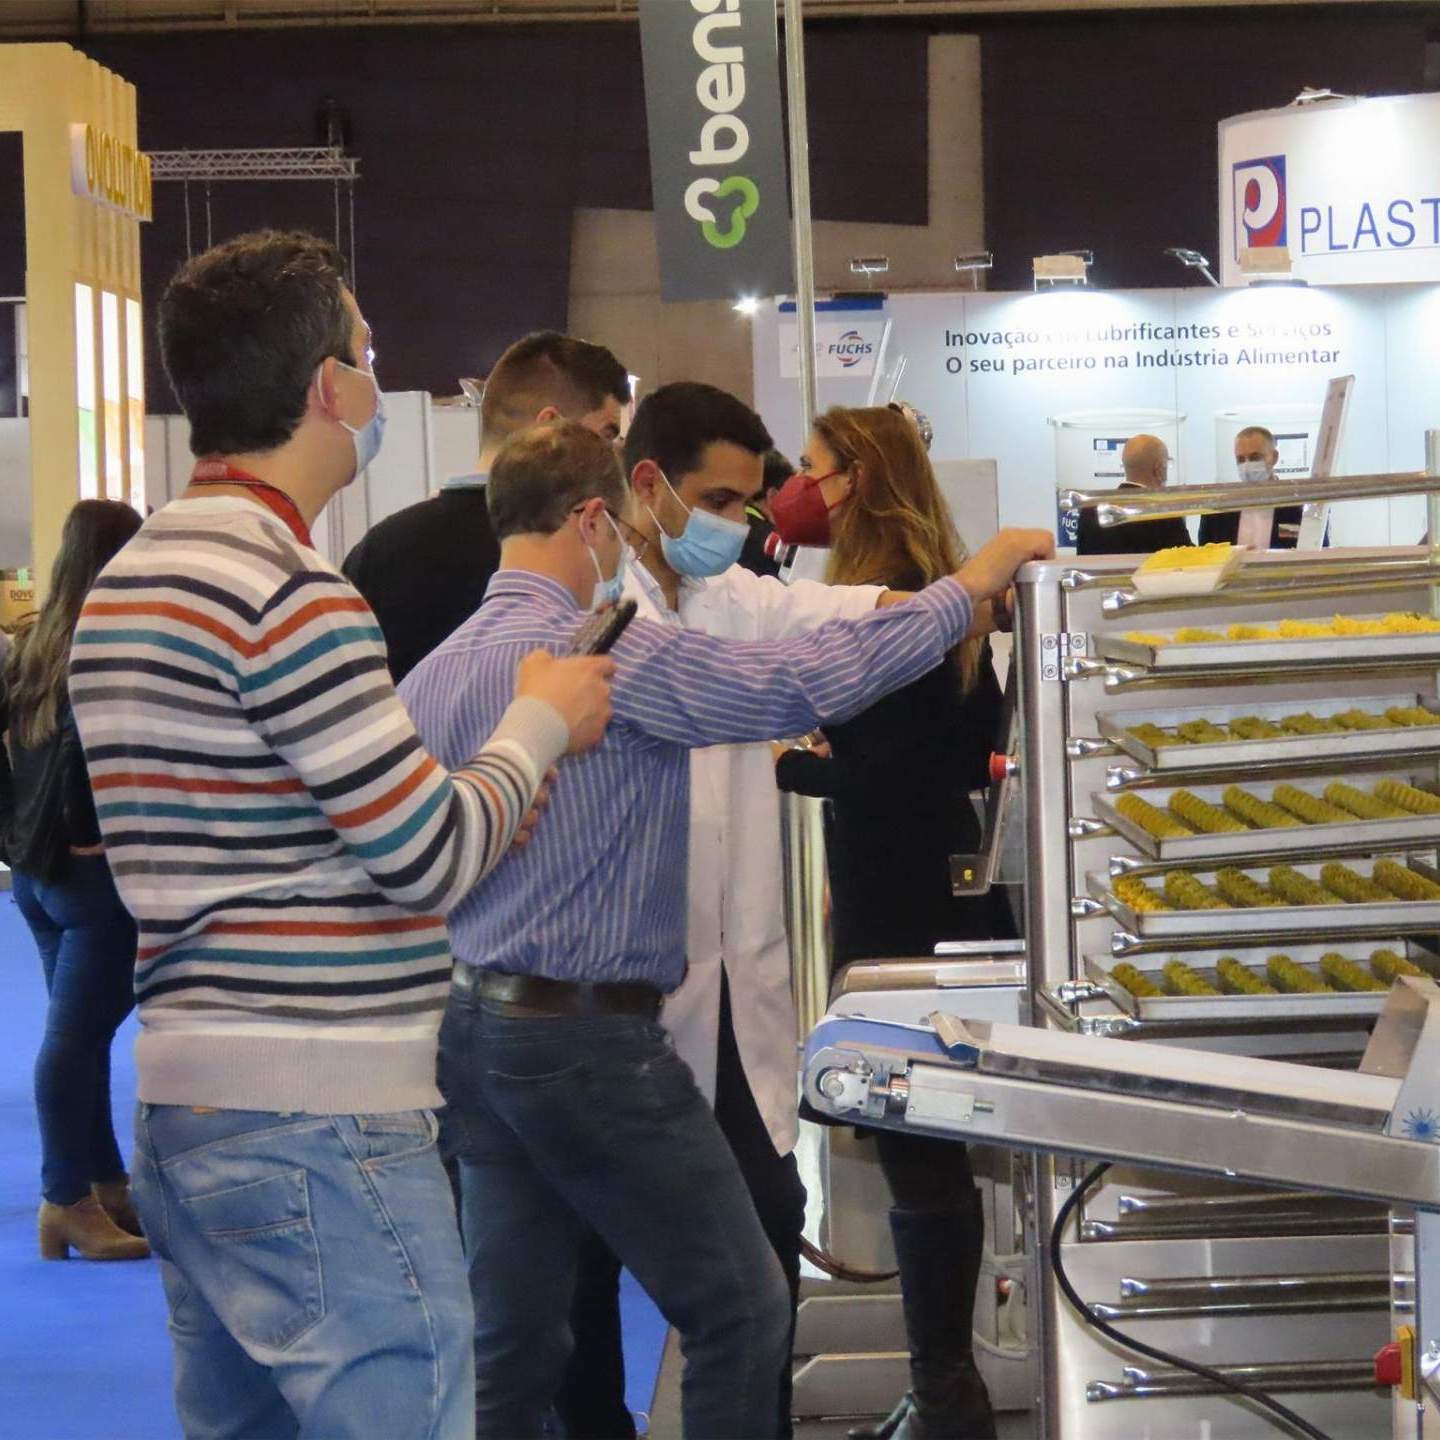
[451,964,662,1019]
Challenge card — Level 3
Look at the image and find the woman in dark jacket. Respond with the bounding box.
[2,499,146,1260]
[775,405,1011,1440]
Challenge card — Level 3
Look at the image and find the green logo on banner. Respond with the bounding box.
[700,176,760,250]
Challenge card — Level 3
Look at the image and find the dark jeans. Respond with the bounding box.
[13,857,137,1205]
[439,981,791,1440]
[556,971,807,1440]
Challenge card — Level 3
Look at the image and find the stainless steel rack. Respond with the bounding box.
[1013,519,1440,1438]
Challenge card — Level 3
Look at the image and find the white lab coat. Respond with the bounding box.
[624,559,883,1156]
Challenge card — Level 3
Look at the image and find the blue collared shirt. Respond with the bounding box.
[399,568,971,989]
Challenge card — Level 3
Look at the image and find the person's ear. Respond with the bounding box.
[629,459,662,507]
[576,496,608,544]
[312,357,343,419]
[534,404,562,426]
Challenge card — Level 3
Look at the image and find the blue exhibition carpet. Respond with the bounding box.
[0,890,667,1439]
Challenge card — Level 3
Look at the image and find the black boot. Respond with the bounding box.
[847,1392,914,1440]
[887,1196,997,1440]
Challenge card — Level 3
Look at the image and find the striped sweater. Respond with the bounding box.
[69,496,567,1114]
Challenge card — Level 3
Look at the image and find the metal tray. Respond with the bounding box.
[1095,780,1440,864]
[1096,695,1440,775]
[1083,944,1434,1023]
[1099,623,1440,673]
[1084,862,1440,942]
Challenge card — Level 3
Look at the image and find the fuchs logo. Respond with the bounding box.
[682,1,758,251]
[828,331,874,368]
[1233,155,1287,259]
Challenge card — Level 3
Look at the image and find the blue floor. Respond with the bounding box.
[0,890,667,1438]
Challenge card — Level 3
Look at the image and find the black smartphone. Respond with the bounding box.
[567,599,637,656]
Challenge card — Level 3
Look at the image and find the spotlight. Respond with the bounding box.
[1164,247,1220,287]
[953,252,993,291]
[1033,251,1092,290]
[732,296,761,316]
[1240,245,1306,286]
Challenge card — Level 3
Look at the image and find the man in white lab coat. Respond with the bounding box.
[556,383,900,1439]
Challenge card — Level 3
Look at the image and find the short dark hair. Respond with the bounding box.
[159,230,354,457]
[1236,425,1277,450]
[761,449,794,495]
[622,382,772,481]
[488,422,628,541]
[481,332,630,443]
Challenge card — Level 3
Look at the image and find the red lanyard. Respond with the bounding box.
[189,461,312,547]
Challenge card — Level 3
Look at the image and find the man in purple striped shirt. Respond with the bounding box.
[400,423,1051,1439]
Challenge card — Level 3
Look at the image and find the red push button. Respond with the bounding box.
[989,752,1015,784]
[1375,1342,1402,1387]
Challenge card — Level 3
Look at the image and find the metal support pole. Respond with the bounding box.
[780,2,829,1040]
[783,0,817,432]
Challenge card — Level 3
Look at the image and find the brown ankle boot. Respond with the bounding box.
[39,1196,150,1261]
[92,1177,144,1237]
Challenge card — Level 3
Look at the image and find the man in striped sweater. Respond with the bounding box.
[69,230,614,1440]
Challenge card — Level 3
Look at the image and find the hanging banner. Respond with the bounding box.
[638,0,795,303]
[1219,93,1440,287]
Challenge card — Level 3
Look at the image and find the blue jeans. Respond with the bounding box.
[439,987,791,1440]
[12,856,137,1205]
[132,1103,474,1440]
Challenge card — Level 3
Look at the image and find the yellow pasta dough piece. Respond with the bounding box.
[1113,875,1171,912]
[1373,859,1440,902]
[1320,863,1391,904]
[1162,871,1230,911]
[1322,782,1408,821]
[1222,786,1300,829]
[1217,958,1276,995]
[1215,867,1280,907]
[1273,784,1350,825]
[1175,719,1230,745]
[1168,791,1247,834]
[1319,953,1385,992]
[1387,705,1440,728]
[1372,949,1426,982]
[1267,955,1328,993]
[1161,959,1219,996]
[1110,962,1163,998]
[1268,866,1341,906]
[1375,779,1440,815]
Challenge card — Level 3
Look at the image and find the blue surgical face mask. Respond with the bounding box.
[647,470,748,578]
[1236,458,1270,485]
[587,511,628,611]
[335,360,387,477]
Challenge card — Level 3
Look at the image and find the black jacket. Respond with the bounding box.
[343,485,500,684]
[0,684,102,882]
[1075,486,1193,556]
[1198,506,1302,549]
[775,582,1015,967]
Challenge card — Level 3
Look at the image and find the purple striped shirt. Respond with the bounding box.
[399,568,972,989]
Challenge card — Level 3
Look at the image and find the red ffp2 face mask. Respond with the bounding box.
[770,471,843,547]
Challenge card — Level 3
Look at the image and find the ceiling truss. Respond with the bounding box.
[0,0,1424,36]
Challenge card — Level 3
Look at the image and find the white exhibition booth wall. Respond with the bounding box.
[752,282,1440,552]
[141,396,484,569]
[1220,93,1440,289]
